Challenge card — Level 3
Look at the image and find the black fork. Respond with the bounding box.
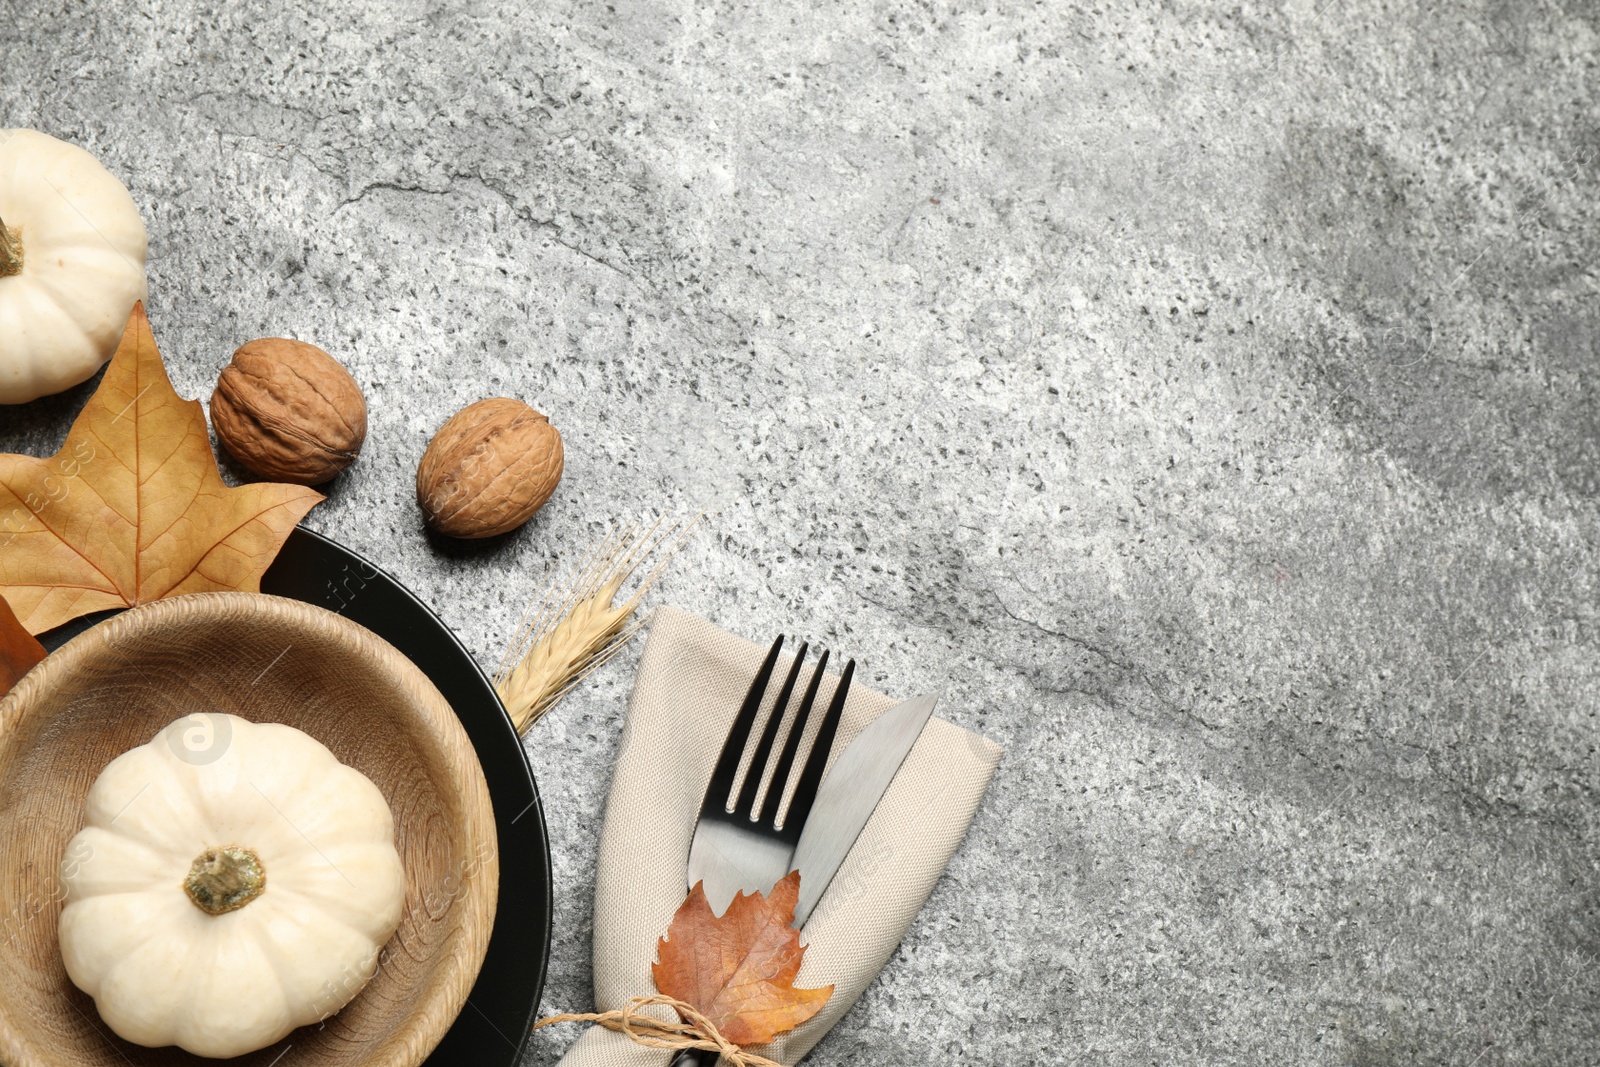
[716,636,853,835]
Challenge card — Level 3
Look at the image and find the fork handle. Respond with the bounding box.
[669,1048,719,1066]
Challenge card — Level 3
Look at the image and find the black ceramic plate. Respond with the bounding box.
[38,526,552,1067]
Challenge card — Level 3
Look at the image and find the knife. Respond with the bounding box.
[788,692,938,927]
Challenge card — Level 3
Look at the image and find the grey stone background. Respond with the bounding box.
[4,0,1599,1063]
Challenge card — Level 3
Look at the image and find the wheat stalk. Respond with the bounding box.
[495,514,704,734]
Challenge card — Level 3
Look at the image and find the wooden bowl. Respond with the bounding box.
[0,593,499,1067]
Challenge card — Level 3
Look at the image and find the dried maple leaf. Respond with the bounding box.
[0,592,46,697]
[652,870,833,1047]
[0,304,323,634]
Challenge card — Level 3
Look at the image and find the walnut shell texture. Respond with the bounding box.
[212,338,367,486]
[416,398,564,538]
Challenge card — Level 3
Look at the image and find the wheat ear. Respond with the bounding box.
[495,514,705,734]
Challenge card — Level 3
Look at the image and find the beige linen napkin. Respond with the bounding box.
[556,606,1002,1066]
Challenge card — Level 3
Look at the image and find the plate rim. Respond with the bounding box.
[277,526,553,1065]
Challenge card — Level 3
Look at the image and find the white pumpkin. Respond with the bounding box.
[0,128,148,404]
[58,714,406,1059]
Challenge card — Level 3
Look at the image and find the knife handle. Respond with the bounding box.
[669,1048,718,1066]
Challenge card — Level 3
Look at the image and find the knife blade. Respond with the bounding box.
[788,692,938,927]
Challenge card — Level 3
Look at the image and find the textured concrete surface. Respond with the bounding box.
[5,1,1600,1063]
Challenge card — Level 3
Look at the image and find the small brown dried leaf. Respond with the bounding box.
[652,871,832,1047]
[0,593,46,697]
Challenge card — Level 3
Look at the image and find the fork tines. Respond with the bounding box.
[706,636,856,846]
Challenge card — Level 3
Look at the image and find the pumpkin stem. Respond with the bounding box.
[184,846,267,915]
[0,216,20,277]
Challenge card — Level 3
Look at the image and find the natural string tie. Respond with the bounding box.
[534,994,783,1067]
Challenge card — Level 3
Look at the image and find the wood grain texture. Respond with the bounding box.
[0,592,498,1067]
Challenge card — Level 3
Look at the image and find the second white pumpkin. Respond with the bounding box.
[0,128,148,404]
[58,714,405,1058]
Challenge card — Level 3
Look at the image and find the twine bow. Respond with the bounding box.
[535,994,782,1067]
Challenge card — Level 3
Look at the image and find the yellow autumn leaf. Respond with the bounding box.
[0,304,323,634]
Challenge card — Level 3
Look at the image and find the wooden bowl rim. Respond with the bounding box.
[0,591,499,1067]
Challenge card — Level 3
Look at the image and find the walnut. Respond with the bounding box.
[211,338,367,486]
[416,398,563,538]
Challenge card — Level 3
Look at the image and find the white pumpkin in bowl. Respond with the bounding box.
[57,714,406,1058]
[0,128,148,404]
